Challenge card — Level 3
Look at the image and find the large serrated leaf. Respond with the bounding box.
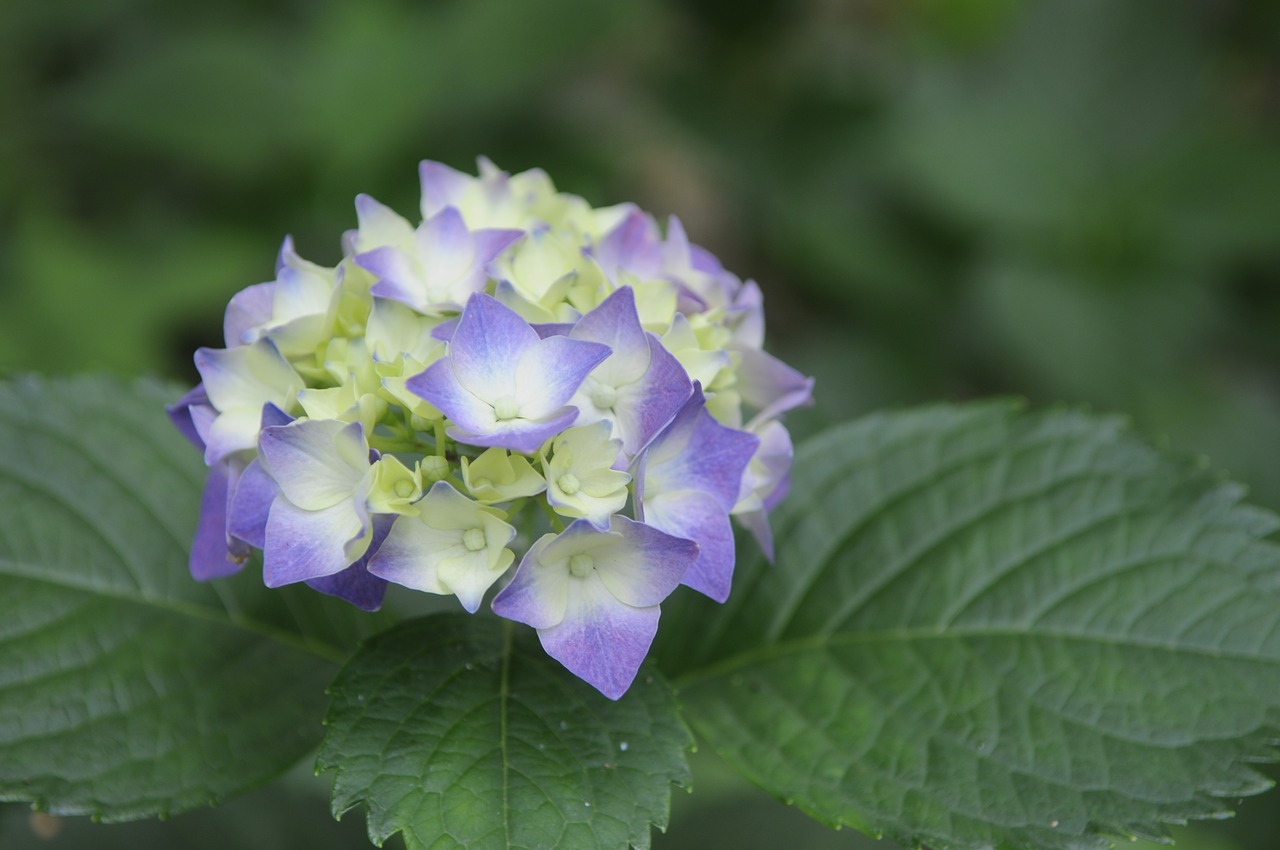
[319,614,692,850]
[657,402,1280,850]
[0,375,373,819]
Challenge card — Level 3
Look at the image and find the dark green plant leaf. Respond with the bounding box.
[659,402,1280,850]
[319,614,692,850]
[0,375,374,819]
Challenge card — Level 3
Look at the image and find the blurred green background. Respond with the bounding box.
[2,0,1279,847]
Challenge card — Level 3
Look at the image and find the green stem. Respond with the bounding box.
[537,497,566,533]
[434,419,448,458]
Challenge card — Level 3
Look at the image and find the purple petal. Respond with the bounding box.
[259,402,294,429]
[727,280,765,349]
[223,281,275,347]
[262,498,369,587]
[735,347,815,426]
[570,286,650,378]
[494,517,693,626]
[591,516,696,608]
[194,339,300,418]
[642,490,735,602]
[491,533,570,629]
[360,247,423,308]
[447,407,579,456]
[537,580,660,700]
[531,322,574,339]
[735,508,775,564]
[419,160,472,219]
[200,408,262,467]
[353,193,413,252]
[407,359,498,436]
[413,206,522,305]
[257,419,368,511]
[305,516,392,611]
[226,458,279,550]
[167,383,210,450]
[190,461,246,580]
[608,335,691,459]
[591,209,662,282]
[733,420,795,562]
[470,223,526,271]
[429,316,460,342]
[643,384,759,511]
[449,293,538,401]
[514,335,611,419]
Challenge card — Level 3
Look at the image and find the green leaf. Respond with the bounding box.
[0,375,374,819]
[660,402,1280,850]
[319,614,692,850]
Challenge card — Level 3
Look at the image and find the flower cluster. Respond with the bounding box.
[169,159,812,698]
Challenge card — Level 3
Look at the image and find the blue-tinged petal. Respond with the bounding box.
[643,384,760,511]
[491,532,570,629]
[367,516,460,595]
[641,490,734,602]
[305,515,392,611]
[273,247,334,323]
[226,458,279,550]
[735,508,774,564]
[190,462,245,580]
[604,334,691,459]
[537,578,660,701]
[429,315,460,342]
[360,247,424,308]
[202,407,265,466]
[416,206,476,290]
[727,279,765,349]
[407,359,498,436]
[354,193,415,252]
[306,563,388,612]
[447,408,578,456]
[361,210,523,312]
[449,293,537,401]
[262,497,368,587]
[223,282,275,347]
[513,335,611,420]
[195,339,303,418]
[368,482,515,611]
[531,321,575,339]
[591,516,696,608]
[735,347,815,427]
[570,286,651,386]
[732,419,795,562]
[259,402,294,429]
[419,159,473,219]
[166,383,210,450]
[258,419,370,511]
[591,209,663,283]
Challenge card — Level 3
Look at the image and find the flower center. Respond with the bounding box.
[557,473,580,495]
[589,383,617,410]
[493,395,519,421]
[568,553,594,578]
[393,480,415,498]
[462,527,487,552]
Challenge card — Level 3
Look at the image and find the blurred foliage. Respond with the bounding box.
[1,0,1278,847]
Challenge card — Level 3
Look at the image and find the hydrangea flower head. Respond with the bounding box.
[170,158,812,698]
